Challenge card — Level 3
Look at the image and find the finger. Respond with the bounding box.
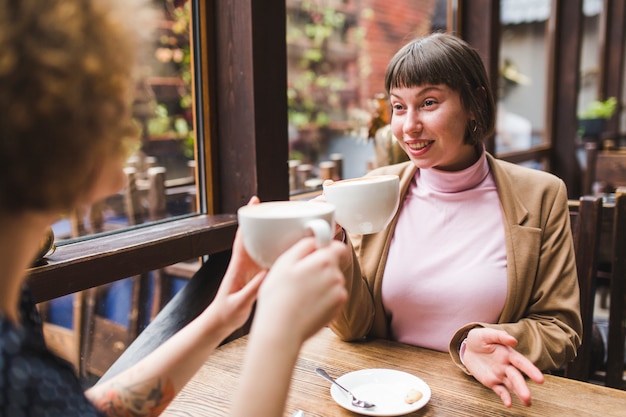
[492,384,512,408]
[233,271,266,303]
[230,227,261,270]
[505,365,532,406]
[247,195,260,205]
[510,352,545,383]
[489,330,518,347]
[303,240,346,265]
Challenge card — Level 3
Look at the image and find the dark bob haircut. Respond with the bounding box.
[384,33,496,145]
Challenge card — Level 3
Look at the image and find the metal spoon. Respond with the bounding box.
[315,367,376,409]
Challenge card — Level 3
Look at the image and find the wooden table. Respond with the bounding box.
[162,328,626,416]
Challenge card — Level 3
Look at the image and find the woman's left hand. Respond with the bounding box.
[209,196,267,331]
[462,328,545,408]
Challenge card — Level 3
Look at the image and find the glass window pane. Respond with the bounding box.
[50,0,198,244]
[622,38,626,135]
[577,0,604,135]
[286,0,448,195]
[497,0,550,158]
[37,0,202,388]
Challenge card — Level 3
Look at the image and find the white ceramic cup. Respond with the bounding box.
[323,174,400,235]
[237,201,335,268]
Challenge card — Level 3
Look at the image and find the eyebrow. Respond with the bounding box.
[389,85,446,99]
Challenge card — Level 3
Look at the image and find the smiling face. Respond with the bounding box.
[390,84,478,171]
[383,33,496,172]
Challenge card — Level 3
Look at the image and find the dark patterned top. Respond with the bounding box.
[0,286,104,416]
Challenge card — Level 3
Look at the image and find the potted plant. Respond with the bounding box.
[578,96,617,139]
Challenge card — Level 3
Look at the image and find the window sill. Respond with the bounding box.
[27,214,238,303]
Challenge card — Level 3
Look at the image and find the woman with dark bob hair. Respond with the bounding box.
[326,33,582,408]
[0,0,348,415]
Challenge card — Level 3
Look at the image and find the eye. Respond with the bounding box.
[423,99,437,108]
[391,102,405,113]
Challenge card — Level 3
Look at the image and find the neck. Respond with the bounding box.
[0,211,54,323]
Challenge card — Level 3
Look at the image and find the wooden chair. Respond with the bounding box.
[40,162,200,379]
[583,141,626,305]
[81,166,200,377]
[39,166,179,378]
[605,187,626,389]
[81,167,171,377]
[38,292,85,372]
[565,195,603,381]
[583,141,626,196]
[567,189,626,389]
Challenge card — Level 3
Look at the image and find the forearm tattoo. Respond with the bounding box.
[90,377,175,417]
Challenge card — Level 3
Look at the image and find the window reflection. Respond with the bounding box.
[286,0,447,194]
[497,0,550,157]
[51,0,198,244]
[622,38,626,134]
[38,0,200,388]
[577,0,604,116]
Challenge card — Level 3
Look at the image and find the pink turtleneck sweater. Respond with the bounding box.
[381,152,507,352]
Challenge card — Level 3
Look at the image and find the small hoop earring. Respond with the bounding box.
[470,120,477,133]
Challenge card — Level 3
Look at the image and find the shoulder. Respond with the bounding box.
[489,155,567,196]
[488,154,570,226]
[492,157,562,184]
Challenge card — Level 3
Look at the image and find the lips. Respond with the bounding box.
[406,140,434,151]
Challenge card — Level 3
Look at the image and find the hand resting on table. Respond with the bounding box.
[462,327,544,408]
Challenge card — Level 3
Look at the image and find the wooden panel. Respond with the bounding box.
[160,328,626,416]
[85,316,129,377]
[547,0,584,198]
[457,0,499,154]
[42,323,80,369]
[595,151,626,189]
[211,0,289,213]
[27,214,237,303]
[599,0,626,136]
[606,188,626,388]
[565,196,603,381]
[584,142,626,194]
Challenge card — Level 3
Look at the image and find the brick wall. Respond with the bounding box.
[359,0,437,104]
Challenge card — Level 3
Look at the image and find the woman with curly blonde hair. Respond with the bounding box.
[0,1,348,416]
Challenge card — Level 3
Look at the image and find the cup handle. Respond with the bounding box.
[305,219,332,248]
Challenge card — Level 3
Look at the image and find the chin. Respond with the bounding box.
[410,158,435,170]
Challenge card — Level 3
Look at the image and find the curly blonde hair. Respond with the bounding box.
[0,0,153,213]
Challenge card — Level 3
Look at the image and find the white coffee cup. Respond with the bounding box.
[237,201,335,268]
[323,174,400,235]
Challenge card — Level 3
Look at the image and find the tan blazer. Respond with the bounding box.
[330,153,582,372]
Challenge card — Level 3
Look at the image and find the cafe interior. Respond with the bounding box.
[28,0,626,415]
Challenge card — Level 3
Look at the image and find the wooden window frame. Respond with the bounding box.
[30,1,625,301]
[25,0,626,377]
[459,0,624,199]
[27,0,289,303]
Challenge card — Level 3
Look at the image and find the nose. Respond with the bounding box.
[403,108,422,135]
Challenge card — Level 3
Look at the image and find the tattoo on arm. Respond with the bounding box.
[90,377,175,417]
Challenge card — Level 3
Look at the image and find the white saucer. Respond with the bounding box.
[329,368,431,416]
